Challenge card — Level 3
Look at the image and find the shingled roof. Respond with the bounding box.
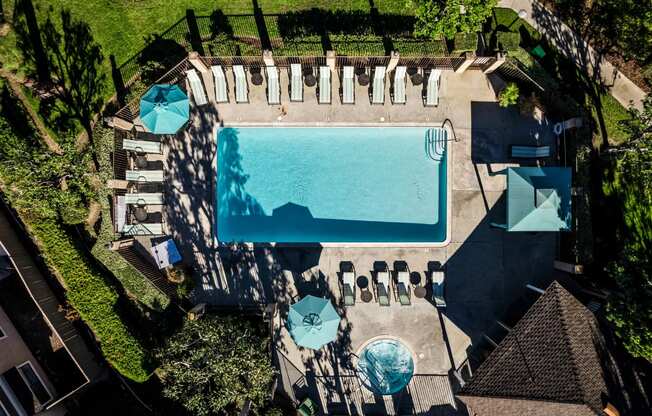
[458,281,619,416]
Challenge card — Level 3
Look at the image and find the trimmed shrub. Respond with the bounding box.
[453,32,478,53]
[497,31,521,52]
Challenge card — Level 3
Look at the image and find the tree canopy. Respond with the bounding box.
[156,315,276,416]
[410,0,497,39]
[604,96,652,362]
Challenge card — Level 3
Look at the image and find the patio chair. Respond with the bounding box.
[125,170,164,183]
[290,63,303,102]
[431,270,446,308]
[425,69,442,107]
[121,223,164,236]
[376,269,390,306]
[114,195,126,233]
[233,65,249,103]
[297,398,318,416]
[122,139,161,154]
[211,65,228,103]
[186,69,208,106]
[266,65,280,105]
[392,66,407,104]
[341,66,355,104]
[318,66,331,104]
[342,271,356,306]
[124,193,164,205]
[510,145,551,159]
[371,66,386,104]
[397,270,411,306]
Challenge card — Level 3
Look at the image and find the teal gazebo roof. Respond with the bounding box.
[506,167,572,232]
[287,295,341,350]
[139,84,189,134]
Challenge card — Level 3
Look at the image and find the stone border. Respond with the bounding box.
[213,122,453,248]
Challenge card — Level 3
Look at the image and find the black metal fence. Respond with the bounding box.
[114,10,464,97]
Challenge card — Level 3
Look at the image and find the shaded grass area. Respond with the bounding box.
[484,8,541,51]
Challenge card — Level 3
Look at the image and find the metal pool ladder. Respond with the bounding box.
[426,128,447,161]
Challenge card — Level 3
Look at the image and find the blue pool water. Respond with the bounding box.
[216,126,447,243]
[357,339,415,395]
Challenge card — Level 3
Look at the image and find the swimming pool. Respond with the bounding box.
[216,126,448,243]
[356,338,415,395]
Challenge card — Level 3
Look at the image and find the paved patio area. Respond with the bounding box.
[158,67,559,414]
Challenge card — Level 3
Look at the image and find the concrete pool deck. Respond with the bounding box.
[159,68,559,414]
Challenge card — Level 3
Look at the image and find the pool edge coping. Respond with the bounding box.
[212,122,453,248]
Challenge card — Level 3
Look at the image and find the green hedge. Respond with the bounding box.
[0,93,151,382]
[92,126,170,311]
[453,32,478,53]
[496,31,521,52]
[26,218,152,382]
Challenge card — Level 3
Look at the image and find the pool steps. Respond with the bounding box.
[425,127,447,161]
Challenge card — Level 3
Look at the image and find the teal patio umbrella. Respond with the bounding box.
[139,84,189,134]
[287,295,341,349]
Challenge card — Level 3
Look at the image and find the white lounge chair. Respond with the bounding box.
[266,66,280,105]
[122,223,164,236]
[124,193,164,205]
[233,65,248,103]
[510,145,551,159]
[372,66,386,104]
[290,63,303,102]
[318,66,331,104]
[125,170,164,183]
[114,195,126,233]
[397,271,411,306]
[425,69,442,107]
[393,66,407,104]
[211,65,228,103]
[342,66,354,104]
[376,270,390,306]
[431,270,446,308]
[186,69,208,106]
[342,271,356,306]
[122,139,161,154]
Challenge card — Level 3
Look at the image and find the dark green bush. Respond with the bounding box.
[497,31,521,52]
[453,32,478,53]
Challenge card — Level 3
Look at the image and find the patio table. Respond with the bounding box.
[361,290,373,303]
[136,155,148,169]
[251,72,264,86]
[414,286,427,299]
[358,73,370,86]
[134,207,148,222]
[411,73,424,86]
[304,74,316,87]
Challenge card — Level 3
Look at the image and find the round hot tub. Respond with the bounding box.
[356,338,415,395]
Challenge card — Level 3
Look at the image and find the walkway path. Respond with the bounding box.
[499,0,647,111]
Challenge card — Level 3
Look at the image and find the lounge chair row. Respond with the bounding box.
[186,65,442,106]
[341,266,446,307]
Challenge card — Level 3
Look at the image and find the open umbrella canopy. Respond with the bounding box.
[288,295,341,349]
[139,84,189,134]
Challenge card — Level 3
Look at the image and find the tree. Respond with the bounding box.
[14,0,50,83]
[499,82,519,107]
[40,8,106,143]
[410,0,497,39]
[156,315,276,416]
[603,96,652,362]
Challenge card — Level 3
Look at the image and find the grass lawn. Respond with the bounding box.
[590,92,632,146]
[0,0,410,86]
[485,7,541,51]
